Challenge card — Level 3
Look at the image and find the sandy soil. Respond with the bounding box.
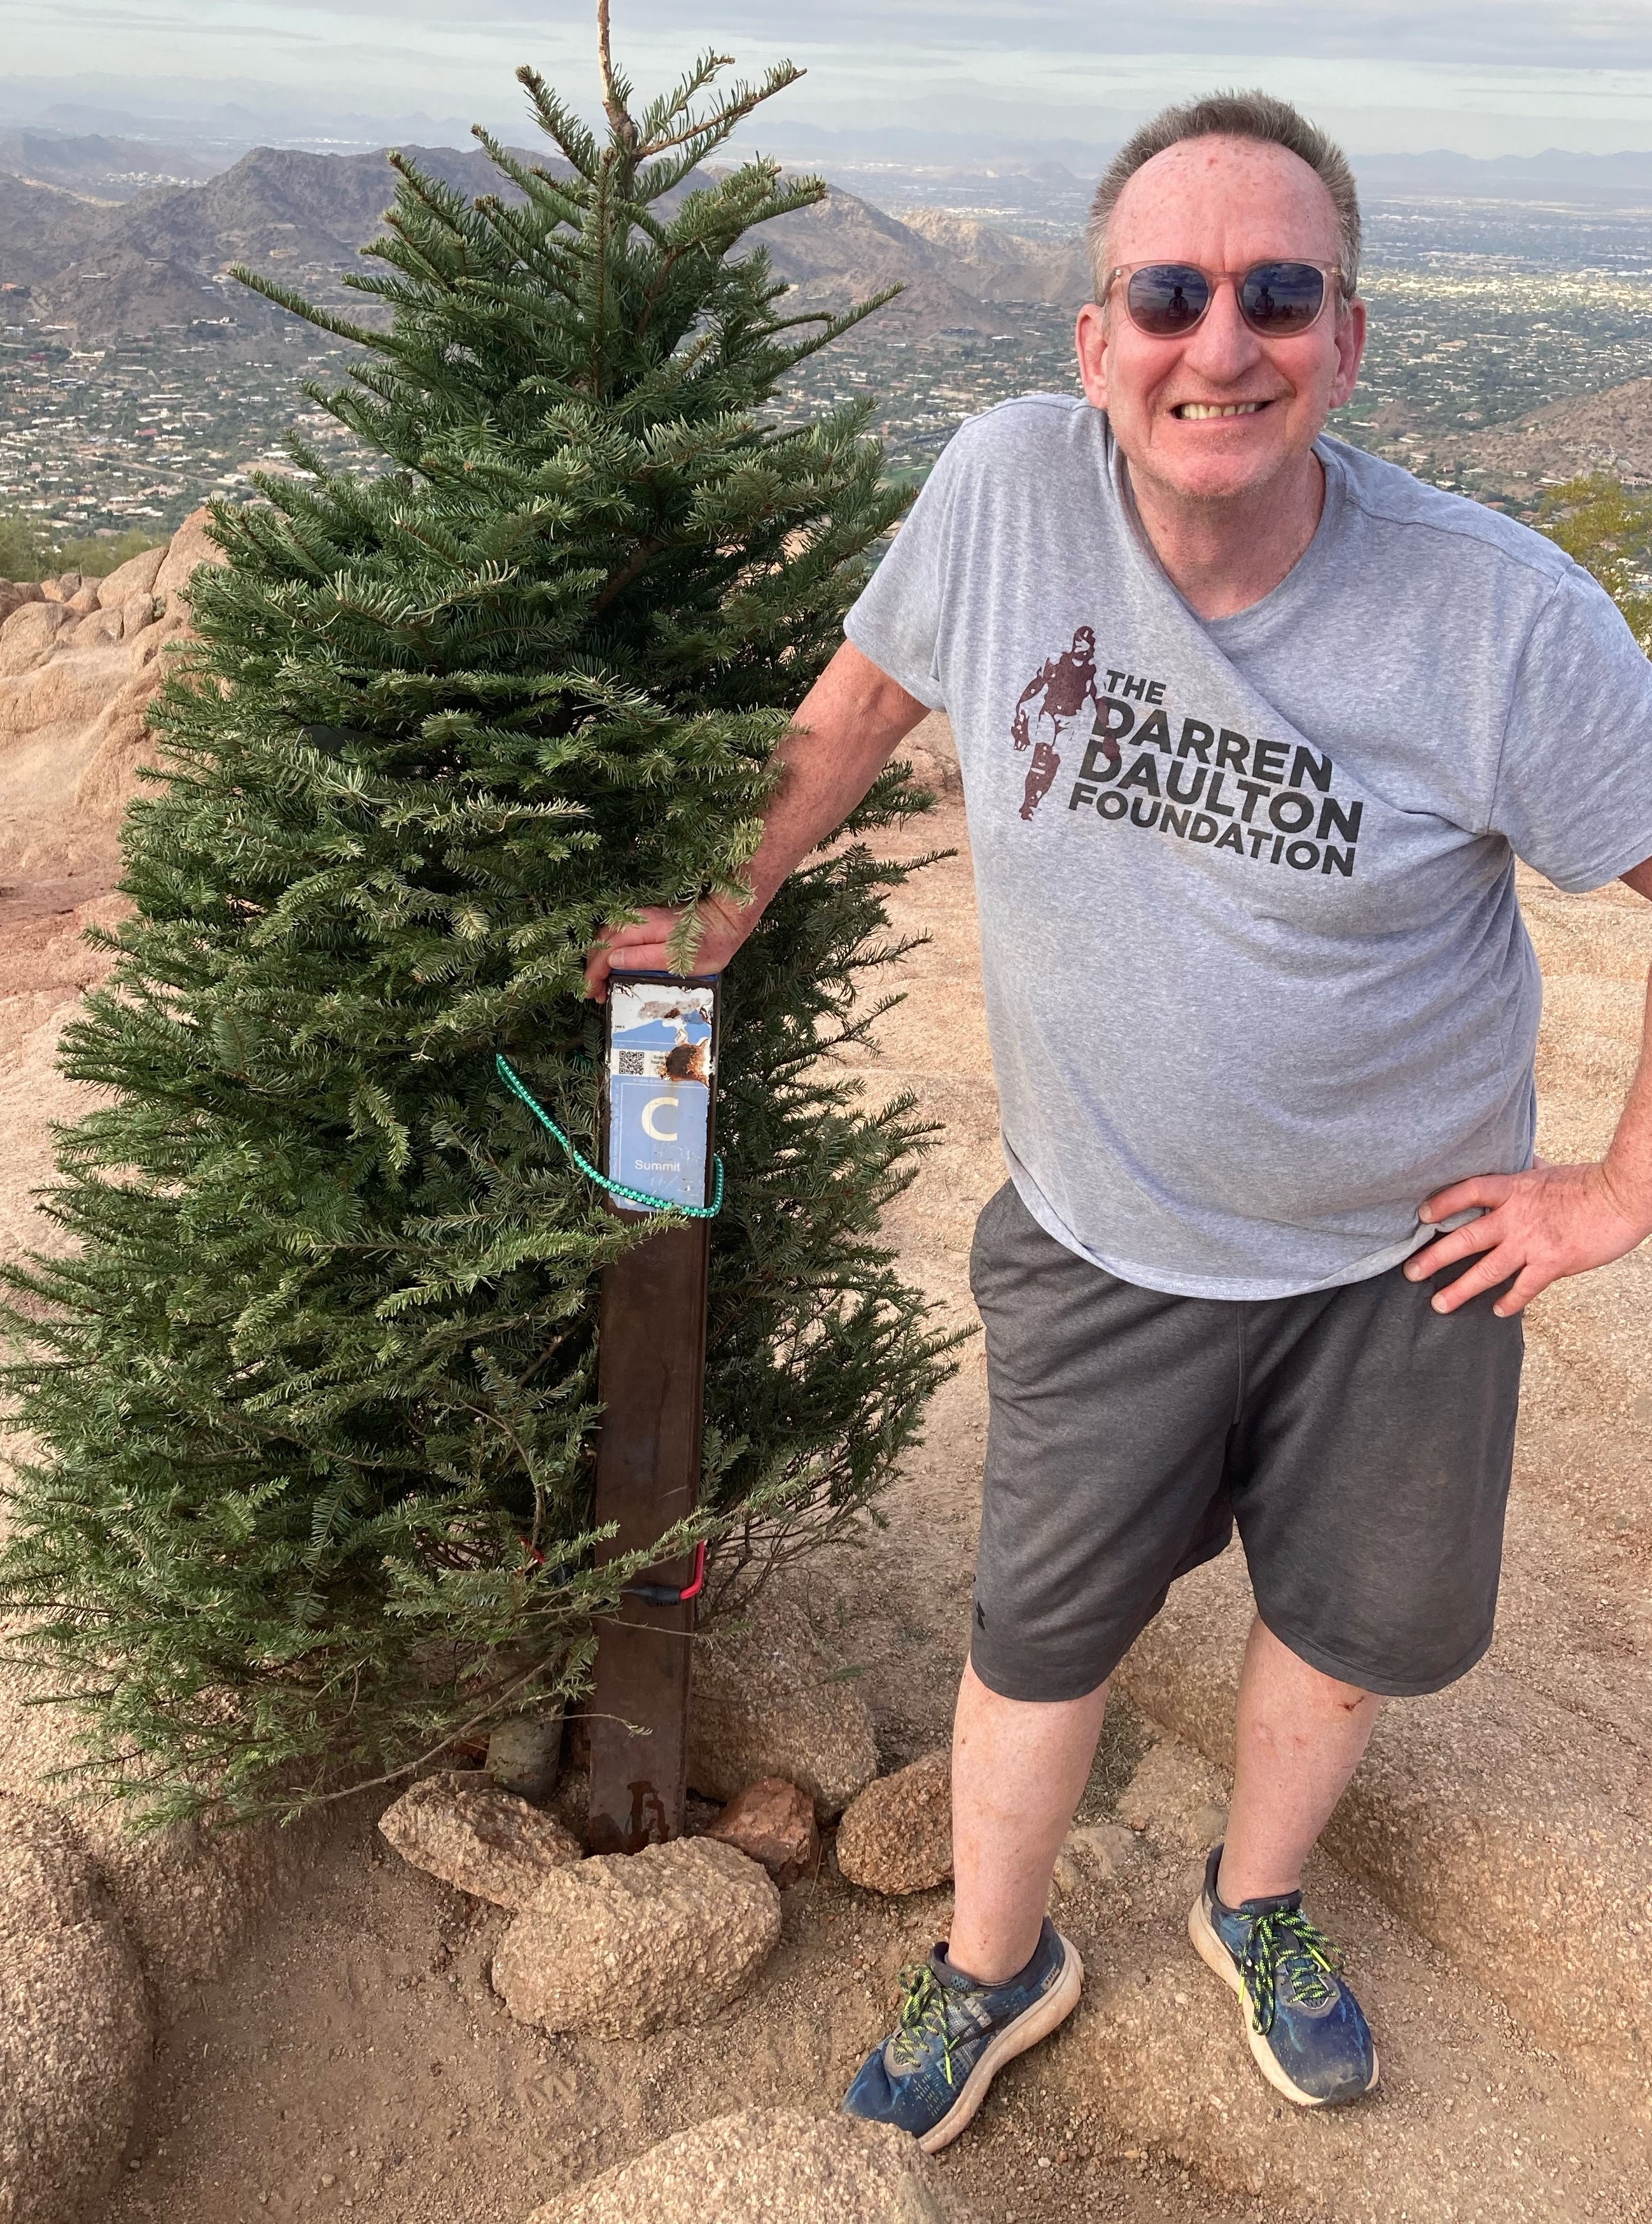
[8,730,1652,2222]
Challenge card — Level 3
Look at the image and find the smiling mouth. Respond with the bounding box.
[1172,400,1270,420]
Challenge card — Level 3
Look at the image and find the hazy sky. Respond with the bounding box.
[3,0,1652,157]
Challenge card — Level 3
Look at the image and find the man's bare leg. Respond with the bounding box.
[1217,1615,1380,1906]
[946,1659,1109,1982]
[945,1620,1381,1982]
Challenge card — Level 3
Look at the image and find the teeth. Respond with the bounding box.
[1176,402,1264,419]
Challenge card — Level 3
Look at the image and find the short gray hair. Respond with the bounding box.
[1087,90,1362,306]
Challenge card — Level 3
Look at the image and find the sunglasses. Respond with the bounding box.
[1102,261,1344,340]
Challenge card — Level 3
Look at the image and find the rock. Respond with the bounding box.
[1046,1729,1644,2222]
[834,1749,952,1896]
[1052,1819,1140,1898]
[116,589,157,641]
[703,1776,820,1887]
[92,544,166,607]
[151,505,221,609]
[1067,1820,1140,1878]
[0,1792,152,2224]
[0,505,219,889]
[491,1835,780,2039]
[525,2106,975,2223]
[687,1600,878,1821]
[1117,1545,1652,2087]
[0,598,76,677]
[486,1710,564,1805]
[65,582,100,616]
[378,1769,582,1908]
[0,581,42,625]
[0,1642,340,2023]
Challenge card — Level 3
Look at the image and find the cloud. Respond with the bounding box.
[2,0,1651,155]
[236,0,1652,74]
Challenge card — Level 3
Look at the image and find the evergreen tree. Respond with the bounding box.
[0,11,958,1829]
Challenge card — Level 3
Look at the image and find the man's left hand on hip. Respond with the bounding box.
[1408,1157,1652,1318]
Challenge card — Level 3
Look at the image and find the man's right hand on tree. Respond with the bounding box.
[583,641,930,1003]
[584,890,757,1002]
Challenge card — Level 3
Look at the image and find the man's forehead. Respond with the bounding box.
[1110,134,1338,252]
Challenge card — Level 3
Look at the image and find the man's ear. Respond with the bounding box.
[1328,296,1367,411]
[1075,301,1110,410]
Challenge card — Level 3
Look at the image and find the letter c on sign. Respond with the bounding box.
[641,1095,680,1142]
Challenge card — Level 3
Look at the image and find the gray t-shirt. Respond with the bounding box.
[845,395,1652,1299]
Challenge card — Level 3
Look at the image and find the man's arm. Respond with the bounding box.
[1407,854,1652,1316]
[584,640,930,1001]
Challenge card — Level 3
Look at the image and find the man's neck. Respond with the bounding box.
[1126,449,1327,623]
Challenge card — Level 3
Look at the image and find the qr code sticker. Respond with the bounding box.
[617,1050,645,1075]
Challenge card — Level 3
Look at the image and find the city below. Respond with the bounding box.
[4,139,1652,550]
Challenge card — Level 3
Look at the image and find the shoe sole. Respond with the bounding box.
[914,1932,1085,2155]
[1186,1893,1380,2109]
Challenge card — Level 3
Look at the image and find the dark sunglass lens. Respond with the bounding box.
[1126,264,1210,335]
[1239,261,1326,334]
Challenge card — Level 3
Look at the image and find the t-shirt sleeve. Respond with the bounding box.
[1492,563,1652,892]
[841,437,965,710]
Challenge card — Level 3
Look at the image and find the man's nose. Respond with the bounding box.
[1180,281,1263,381]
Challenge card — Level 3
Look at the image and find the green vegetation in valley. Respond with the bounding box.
[0,510,165,582]
[1536,474,1652,650]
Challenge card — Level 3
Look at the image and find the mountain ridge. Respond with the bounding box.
[0,142,1085,346]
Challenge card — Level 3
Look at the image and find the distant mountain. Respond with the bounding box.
[1355,148,1652,204]
[893,209,1092,307]
[0,146,536,344]
[0,173,105,286]
[0,127,216,201]
[759,190,1074,330]
[0,143,1084,347]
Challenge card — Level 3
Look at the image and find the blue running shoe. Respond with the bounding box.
[1187,1844,1379,2108]
[841,1918,1083,2153]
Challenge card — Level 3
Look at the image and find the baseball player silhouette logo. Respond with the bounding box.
[1011,626,1111,820]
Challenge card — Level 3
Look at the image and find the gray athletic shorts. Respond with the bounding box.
[967,1181,1523,1703]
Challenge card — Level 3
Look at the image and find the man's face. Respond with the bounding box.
[1074,135,1366,507]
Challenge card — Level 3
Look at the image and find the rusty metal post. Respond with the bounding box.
[584,975,718,1855]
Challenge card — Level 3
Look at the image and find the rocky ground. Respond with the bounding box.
[2,556,1651,2221]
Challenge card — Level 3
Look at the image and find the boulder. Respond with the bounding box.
[0,581,42,625]
[491,1835,780,2039]
[525,2107,975,2223]
[92,544,167,607]
[0,1645,335,2022]
[703,1776,820,1888]
[0,599,76,678]
[113,589,157,642]
[687,1601,878,1821]
[0,1792,152,2224]
[378,1769,582,1908]
[151,506,221,609]
[0,505,220,888]
[835,1749,952,1896]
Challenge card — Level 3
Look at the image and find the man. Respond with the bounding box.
[587,92,1652,2143]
